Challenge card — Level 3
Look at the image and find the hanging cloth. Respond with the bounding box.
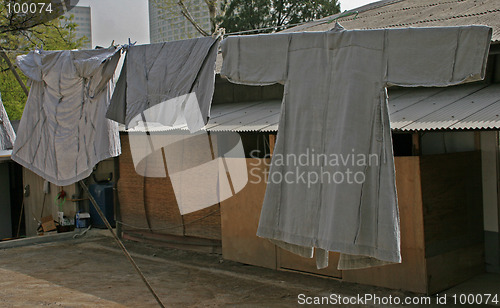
[106,36,220,133]
[12,47,122,186]
[221,25,492,269]
[0,91,16,150]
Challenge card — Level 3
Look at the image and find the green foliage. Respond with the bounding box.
[217,0,271,33]
[0,73,25,120]
[0,3,85,120]
[152,0,339,38]
[217,0,341,33]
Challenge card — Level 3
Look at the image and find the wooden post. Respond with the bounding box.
[412,132,421,156]
[269,134,276,156]
[474,131,481,151]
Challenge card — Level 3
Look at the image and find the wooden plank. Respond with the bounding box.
[343,156,428,293]
[220,158,277,269]
[426,244,485,294]
[269,134,276,156]
[397,156,426,251]
[412,133,421,156]
[278,248,342,278]
[419,151,485,294]
[22,168,77,236]
[420,151,484,257]
[343,248,428,293]
[474,131,481,151]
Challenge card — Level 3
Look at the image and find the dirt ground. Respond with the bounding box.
[0,231,491,307]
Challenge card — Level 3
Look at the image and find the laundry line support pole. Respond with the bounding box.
[79,180,166,308]
[0,50,29,96]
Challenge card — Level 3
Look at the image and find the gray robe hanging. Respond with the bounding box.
[106,37,220,132]
[13,48,122,186]
[0,92,16,150]
[221,25,492,269]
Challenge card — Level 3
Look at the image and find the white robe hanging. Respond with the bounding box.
[221,25,492,269]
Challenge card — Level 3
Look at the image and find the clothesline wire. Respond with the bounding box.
[222,19,323,36]
[223,11,354,36]
[0,17,338,56]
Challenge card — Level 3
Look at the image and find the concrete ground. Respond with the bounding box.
[0,230,498,307]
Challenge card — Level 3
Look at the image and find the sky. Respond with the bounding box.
[74,0,374,48]
[340,0,375,11]
[76,0,150,48]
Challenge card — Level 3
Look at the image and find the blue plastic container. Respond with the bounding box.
[88,183,115,228]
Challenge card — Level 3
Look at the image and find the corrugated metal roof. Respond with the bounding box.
[282,0,500,42]
[205,101,281,132]
[124,100,282,133]
[390,83,500,131]
[123,83,500,133]
[389,84,484,129]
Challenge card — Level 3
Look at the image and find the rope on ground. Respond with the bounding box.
[73,225,92,239]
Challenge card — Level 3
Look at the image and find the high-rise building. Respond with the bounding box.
[64,6,92,49]
[149,0,211,43]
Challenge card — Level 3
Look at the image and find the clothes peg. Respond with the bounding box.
[122,38,137,51]
[213,27,225,40]
[128,38,137,47]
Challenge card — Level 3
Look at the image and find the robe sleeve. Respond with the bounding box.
[221,33,290,85]
[16,51,43,82]
[73,48,121,97]
[385,25,492,87]
[72,48,120,79]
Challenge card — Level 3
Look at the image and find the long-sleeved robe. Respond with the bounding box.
[221,24,492,269]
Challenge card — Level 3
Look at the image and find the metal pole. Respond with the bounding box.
[79,180,166,308]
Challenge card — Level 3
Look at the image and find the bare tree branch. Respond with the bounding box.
[177,0,209,36]
[204,0,218,33]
